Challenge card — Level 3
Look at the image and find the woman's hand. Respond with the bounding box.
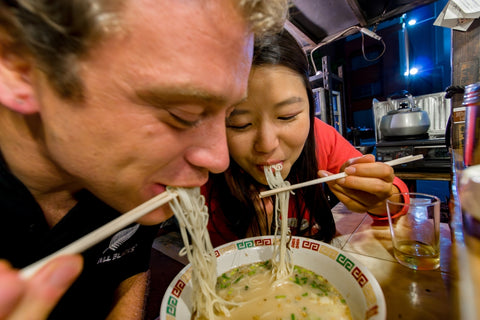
[319,154,401,215]
[0,255,82,320]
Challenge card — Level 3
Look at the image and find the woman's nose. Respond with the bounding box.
[254,124,279,154]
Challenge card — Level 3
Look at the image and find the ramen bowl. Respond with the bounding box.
[160,236,386,320]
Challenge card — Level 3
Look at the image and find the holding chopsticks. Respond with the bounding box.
[20,191,178,279]
[259,155,424,198]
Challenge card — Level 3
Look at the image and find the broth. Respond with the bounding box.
[215,260,352,320]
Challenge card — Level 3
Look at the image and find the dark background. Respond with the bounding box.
[290,0,451,130]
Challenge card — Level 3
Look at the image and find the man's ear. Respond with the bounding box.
[0,50,39,114]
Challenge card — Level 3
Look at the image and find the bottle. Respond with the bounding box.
[463,82,480,167]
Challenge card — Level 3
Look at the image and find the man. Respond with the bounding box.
[0,0,288,319]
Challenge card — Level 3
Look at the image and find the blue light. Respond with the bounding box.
[408,19,417,26]
[404,67,420,76]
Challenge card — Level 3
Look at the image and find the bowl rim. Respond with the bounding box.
[160,235,387,320]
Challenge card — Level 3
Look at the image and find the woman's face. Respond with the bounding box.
[226,65,310,185]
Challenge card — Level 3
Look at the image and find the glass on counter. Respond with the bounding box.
[386,193,441,271]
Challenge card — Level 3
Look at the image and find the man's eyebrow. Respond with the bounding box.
[135,87,228,106]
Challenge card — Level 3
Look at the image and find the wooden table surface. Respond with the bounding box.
[146,203,454,320]
[330,203,453,320]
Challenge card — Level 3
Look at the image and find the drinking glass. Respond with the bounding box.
[386,193,441,270]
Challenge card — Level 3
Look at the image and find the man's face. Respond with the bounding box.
[35,0,253,224]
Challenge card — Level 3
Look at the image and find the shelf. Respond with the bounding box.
[394,172,451,181]
[309,72,343,84]
[309,55,346,137]
[309,73,323,82]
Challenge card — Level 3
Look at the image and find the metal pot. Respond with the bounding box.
[380,94,430,138]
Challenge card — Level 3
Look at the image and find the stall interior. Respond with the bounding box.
[373,91,451,172]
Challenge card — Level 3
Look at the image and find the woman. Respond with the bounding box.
[203,30,408,248]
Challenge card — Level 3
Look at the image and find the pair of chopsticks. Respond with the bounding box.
[20,191,177,279]
[259,154,424,198]
[20,155,423,277]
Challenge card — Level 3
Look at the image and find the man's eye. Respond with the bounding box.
[168,111,200,128]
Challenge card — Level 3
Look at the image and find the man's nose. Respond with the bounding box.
[184,115,230,174]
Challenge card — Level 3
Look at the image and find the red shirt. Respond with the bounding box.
[205,118,408,247]
[313,117,363,172]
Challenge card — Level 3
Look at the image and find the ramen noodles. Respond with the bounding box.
[166,164,315,319]
[216,260,352,320]
[264,163,293,279]
[168,187,234,319]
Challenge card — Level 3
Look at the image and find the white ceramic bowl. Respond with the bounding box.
[160,236,386,320]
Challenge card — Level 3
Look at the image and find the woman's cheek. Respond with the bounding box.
[227,131,252,155]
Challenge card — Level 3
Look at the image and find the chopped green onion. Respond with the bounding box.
[233,275,244,283]
[294,275,301,284]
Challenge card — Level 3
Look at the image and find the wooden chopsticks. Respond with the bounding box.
[259,155,424,198]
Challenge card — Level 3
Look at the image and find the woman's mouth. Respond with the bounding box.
[257,161,284,173]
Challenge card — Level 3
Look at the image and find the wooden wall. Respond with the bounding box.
[452,19,480,95]
[451,19,480,151]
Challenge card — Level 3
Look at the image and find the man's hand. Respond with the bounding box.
[0,255,82,320]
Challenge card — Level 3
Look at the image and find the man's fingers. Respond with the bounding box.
[8,255,83,320]
[0,261,24,319]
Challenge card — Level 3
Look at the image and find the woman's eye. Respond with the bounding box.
[226,122,251,130]
[226,115,252,130]
[278,114,297,121]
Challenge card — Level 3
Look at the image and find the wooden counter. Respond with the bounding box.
[146,203,453,320]
[331,203,453,320]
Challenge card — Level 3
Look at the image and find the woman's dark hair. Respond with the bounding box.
[206,30,335,243]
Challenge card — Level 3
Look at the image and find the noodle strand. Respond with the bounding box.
[263,164,294,280]
[168,187,236,319]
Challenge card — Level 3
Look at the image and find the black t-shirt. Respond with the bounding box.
[0,157,159,319]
